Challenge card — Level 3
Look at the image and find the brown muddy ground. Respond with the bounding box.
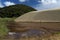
[1,33,60,40]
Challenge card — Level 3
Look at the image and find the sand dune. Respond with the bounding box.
[7,8,60,33]
[15,8,60,22]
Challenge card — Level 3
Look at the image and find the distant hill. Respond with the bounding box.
[0,4,36,18]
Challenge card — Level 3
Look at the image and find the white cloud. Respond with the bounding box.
[41,0,57,5]
[4,1,15,6]
[35,0,60,10]
[19,0,27,2]
[38,0,41,3]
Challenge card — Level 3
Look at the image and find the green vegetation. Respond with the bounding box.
[0,4,36,18]
[0,18,15,37]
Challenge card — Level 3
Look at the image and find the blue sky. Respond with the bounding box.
[0,0,60,10]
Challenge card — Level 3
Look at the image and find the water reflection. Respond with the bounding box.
[6,29,46,39]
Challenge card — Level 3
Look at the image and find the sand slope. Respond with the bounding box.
[15,8,60,22]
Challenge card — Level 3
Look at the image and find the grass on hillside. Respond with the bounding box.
[0,18,15,37]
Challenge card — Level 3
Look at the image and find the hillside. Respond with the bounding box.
[0,4,36,18]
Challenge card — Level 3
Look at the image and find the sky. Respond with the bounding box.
[0,0,60,10]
